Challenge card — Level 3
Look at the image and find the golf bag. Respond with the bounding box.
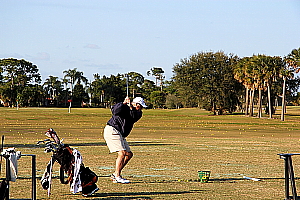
[39,128,98,197]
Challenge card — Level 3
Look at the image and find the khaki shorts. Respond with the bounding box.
[103,125,131,153]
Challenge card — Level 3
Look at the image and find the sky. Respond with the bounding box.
[1,0,300,83]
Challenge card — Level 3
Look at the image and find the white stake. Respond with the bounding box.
[243,176,261,181]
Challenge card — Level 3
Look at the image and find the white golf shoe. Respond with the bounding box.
[111,174,130,184]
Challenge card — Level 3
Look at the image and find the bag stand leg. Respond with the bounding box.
[3,154,36,200]
[5,156,10,200]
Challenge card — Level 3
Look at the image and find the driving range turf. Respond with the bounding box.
[1,106,300,199]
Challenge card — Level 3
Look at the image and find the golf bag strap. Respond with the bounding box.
[60,166,73,184]
[59,145,74,184]
[65,146,73,154]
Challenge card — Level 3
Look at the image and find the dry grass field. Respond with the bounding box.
[1,106,300,199]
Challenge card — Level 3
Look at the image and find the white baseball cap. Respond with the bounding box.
[132,97,147,108]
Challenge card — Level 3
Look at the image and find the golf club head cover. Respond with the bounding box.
[45,128,60,144]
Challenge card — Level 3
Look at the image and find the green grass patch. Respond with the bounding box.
[1,107,300,199]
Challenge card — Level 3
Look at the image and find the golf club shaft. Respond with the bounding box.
[0,135,4,176]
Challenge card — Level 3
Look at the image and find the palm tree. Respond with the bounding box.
[280,68,292,121]
[247,55,283,119]
[63,68,88,111]
[266,56,283,118]
[147,67,165,91]
[63,68,88,93]
[234,57,248,114]
[43,76,62,106]
[234,57,256,116]
[282,48,300,120]
[234,55,283,118]
[252,55,266,118]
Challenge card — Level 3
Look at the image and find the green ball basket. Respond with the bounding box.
[198,171,210,183]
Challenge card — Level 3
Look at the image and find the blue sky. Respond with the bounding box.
[1,0,300,83]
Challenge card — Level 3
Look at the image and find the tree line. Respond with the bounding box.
[172,48,300,119]
[0,61,166,109]
[0,47,299,118]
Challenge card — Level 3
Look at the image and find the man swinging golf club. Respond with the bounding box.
[103,96,147,183]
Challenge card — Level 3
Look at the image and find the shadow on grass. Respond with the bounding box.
[284,113,300,117]
[4,141,175,149]
[73,190,204,200]
[3,143,107,149]
[13,176,288,182]
[69,141,175,147]
[230,112,245,116]
[129,141,177,147]
[210,177,286,182]
[3,143,40,148]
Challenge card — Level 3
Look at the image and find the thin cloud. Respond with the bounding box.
[86,63,120,70]
[0,53,24,59]
[34,52,50,61]
[84,44,100,49]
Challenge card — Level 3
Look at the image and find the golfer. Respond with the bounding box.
[103,96,147,183]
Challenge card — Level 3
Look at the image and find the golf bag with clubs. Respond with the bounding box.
[38,128,98,197]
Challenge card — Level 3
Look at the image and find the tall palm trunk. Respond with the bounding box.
[249,88,254,117]
[245,87,249,116]
[257,88,262,118]
[268,84,272,118]
[281,76,286,121]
